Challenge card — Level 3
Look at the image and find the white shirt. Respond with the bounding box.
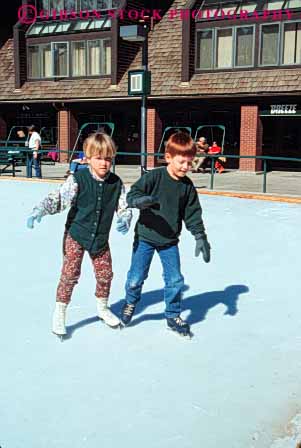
[28,132,41,150]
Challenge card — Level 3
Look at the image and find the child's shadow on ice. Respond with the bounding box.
[66,316,99,338]
[65,284,249,337]
[112,284,249,327]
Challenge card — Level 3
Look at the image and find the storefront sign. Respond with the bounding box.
[270,104,297,115]
[260,104,301,117]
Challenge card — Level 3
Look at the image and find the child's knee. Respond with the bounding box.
[164,274,184,290]
[126,277,144,290]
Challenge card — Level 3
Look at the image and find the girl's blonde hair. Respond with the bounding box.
[83,132,116,158]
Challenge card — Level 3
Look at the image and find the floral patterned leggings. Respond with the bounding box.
[56,233,113,304]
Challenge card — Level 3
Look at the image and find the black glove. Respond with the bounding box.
[195,233,211,263]
[131,195,160,210]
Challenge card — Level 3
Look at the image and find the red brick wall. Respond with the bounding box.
[146,107,162,169]
[0,116,7,140]
[240,105,262,171]
[58,110,78,163]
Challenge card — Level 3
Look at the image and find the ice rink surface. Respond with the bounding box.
[1,180,301,448]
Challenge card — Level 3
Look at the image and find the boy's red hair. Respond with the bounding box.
[165,132,196,157]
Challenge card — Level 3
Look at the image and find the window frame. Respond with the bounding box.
[52,41,70,77]
[27,45,41,79]
[195,23,255,70]
[196,28,214,70]
[234,24,255,68]
[27,36,112,80]
[214,26,234,69]
[40,42,53,78]
[258,22,281,67]
[38,0,117,12]
[192,7,301,75]
[71,40,87,77]
[280,19,301,66]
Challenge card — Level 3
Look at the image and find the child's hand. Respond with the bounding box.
[131,195,160,210]
[27,215,42,229]
[195,233,211,262]
[116,217,129,235]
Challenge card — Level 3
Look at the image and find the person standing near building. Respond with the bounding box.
[26,125,42,178]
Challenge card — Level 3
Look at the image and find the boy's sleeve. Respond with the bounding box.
[126,171,155,207]
[116,183,132,225]
[30,175,79,219]
[183,185,206,236]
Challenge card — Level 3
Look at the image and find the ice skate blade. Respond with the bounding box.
[99,317,121,329]
[167,327,193,339]
[52,331,67,342]
[119,320,131,328]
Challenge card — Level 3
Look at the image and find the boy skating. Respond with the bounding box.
[120,132,210,337]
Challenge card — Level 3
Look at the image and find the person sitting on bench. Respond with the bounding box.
[199,141,225,174]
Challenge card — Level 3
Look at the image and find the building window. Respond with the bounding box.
[196,25,254,70]
[73,21,90,31]
[26,18,111,36]
[28,46,40,78]
[286,0,300,7]
[80,0,117,9]
[39,0,119,10]
[260,24,280,66]
[282,22,301,65]
[263,0,284,9]
[102,39,111,74]
[87,40,101,75]
[41,44,52,77]
[196,30,213,69]
[53,42,69,76]
[216,28,233,68]
[71,41,86,76]
[55,23,72,33]
[65,0,77,8]
[50,0,64,9]
[235,26,254,67]
[28,39,111,79]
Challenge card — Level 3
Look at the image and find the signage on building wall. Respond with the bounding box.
[260,104,301,117]
[270,104,297,115]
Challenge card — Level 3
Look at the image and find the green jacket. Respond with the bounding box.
[66,169,122,254]
[127,167,206,247]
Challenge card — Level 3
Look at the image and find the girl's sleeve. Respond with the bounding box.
[116,183,132,225]
[30,175,79,219]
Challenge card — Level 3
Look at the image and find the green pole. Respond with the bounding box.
[210,157,215,190]
[263,158,267,193]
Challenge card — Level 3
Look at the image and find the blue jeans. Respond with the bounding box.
[125,240,184,318]
[26,153,42,178]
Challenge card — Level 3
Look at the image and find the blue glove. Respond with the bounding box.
[195,233,211,263]
[27,215,42,229]
[116,217,129,235]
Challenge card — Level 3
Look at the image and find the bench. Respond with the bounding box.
[0,151,26,176]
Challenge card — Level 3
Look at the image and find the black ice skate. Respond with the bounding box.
[120,302,136,326]
[166,316,192,338]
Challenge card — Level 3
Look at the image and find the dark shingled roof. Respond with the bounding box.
[1,0,301,102]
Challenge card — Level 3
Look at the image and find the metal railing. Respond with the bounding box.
[1,147,301,194]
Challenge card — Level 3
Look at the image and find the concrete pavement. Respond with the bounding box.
[1,162,301,198]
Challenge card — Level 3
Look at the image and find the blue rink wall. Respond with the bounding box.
[1,180,301,448]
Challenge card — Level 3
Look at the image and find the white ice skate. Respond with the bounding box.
[52,302,67,340]
[96,298,120,328]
